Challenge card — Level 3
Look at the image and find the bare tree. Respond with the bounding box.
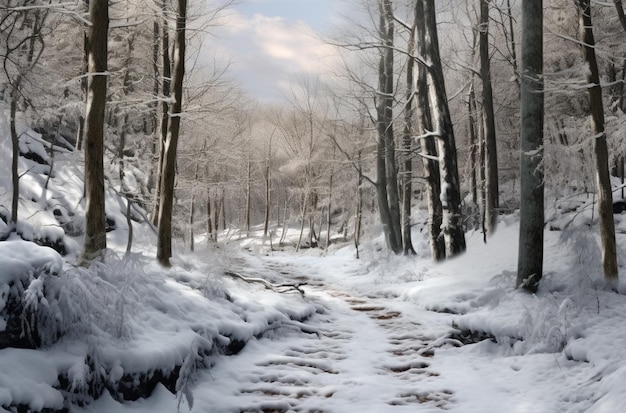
[156,0,187,266]
[80,0,109,263]
[151,0,171,226]
[1,2,48,232]
[413,0,444,260]
[578,0,618,284]
[479,0,499,234]
[423,0,466,256]
[516,0,544,292]
[375,0,402,254]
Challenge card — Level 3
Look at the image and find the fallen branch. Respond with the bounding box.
[223,270,307,296]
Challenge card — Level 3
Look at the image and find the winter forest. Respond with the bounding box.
[3,0,626,412]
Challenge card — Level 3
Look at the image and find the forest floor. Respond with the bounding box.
[75,220,626,413]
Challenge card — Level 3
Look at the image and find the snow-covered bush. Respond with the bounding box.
[0,238,63,349]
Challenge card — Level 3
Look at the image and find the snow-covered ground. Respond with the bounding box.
[3,105,626,413]
[67,220,626,413]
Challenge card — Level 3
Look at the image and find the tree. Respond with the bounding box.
[375,0,402,254]
[1,1,48,233]
[156,0,187,266]
[152,0,172,226]
[479,0,499,234]
[412,0,444,260]
[80,0,109,263]
[401,14,417,256]
[516,0,544,292]
[423,0,466,256]
[577,0,619,284]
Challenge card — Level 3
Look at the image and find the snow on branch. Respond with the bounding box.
[224,270,307,296]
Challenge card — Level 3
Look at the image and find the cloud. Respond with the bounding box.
[204,9,340,100]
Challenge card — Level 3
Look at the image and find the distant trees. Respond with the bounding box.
[1,1,49,232]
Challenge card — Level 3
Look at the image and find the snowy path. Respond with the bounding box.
[191,257,454,413]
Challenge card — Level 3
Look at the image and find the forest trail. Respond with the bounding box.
[192,257,455,413]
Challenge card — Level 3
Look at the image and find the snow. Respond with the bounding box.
[3,105,626,413]
[59,218,626,413]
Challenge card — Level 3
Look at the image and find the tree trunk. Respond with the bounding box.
[326,150,335,249]
[220,187,226,233]
[615,0,626,32]
[296,191,309,252]
[206,193,213,242]
[579,0,619,283]
[354,151,364,259]
[423,0,466,257]
[468,85,478,205]
[148,17,160,191]
[77,13,89,152]
[80,0,109,263]
[152,1,171,226]
[263,134,273,237]
[125,197,133,255]
[279,195,289,247]
[506,0,520,91]
[480,0,499,234]
[214,193,220,242]
[402,22,417,255]
[414,0,444,261]
[516,0,544,292]
[189,195,195,252]
[245,156,251,236]
[376,0,402,254]
[478,111,487,242]
[10,79,21,231]
[156,0,186,267]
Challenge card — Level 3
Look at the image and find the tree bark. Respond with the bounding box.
[152,1,171,226]
[354,151,364,259]
[206,193,213,242]
[245,155,251,236]
[414,0,444,261]
[263,133,273,237]
[579,0,619,283]
[402,20,417,255]
[480,0,499,234]
[468,85,478,205]
[156,0,186,266]
[375,0,402,254]
[80,0,109,263]
[614,0,626,32]
[189,195,195,252]
[516,0,544,292]
[325,148,335,249]
[10,79,21,231]
[423,0,466,257]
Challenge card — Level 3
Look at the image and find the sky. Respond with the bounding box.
[203,0,346,102]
